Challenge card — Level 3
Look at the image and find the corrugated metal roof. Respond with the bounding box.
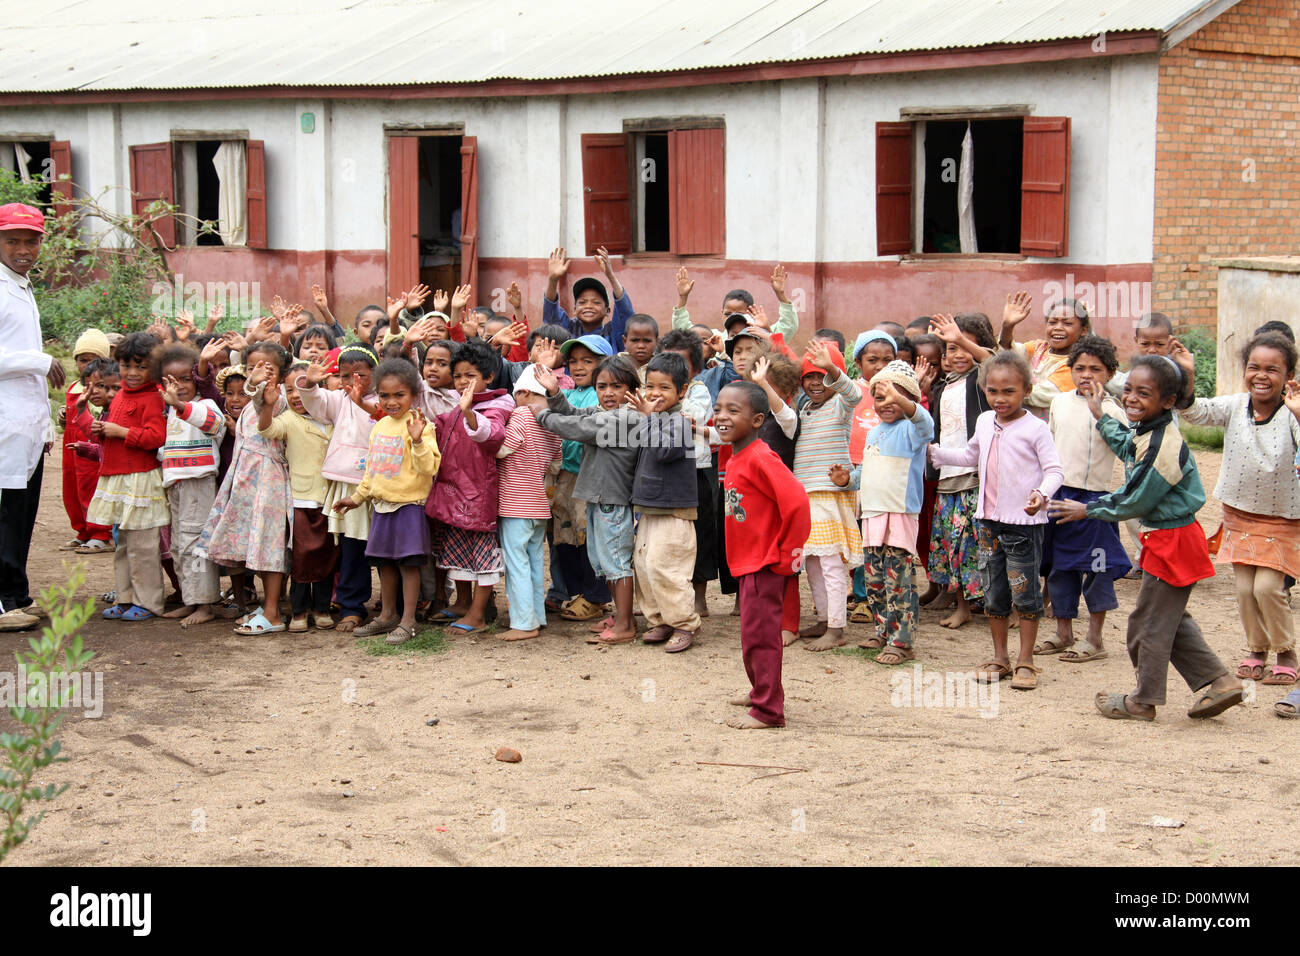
[0,0,1220,92]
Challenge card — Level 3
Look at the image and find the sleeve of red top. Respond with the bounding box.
[761,452,812,575]
[449,324,466,343]
[124,393,168,451]
[506,313,531,363]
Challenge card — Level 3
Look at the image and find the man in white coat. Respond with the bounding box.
[0,203,66,631]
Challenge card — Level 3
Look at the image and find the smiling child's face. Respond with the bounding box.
[1045,307,1085,354]
[284,378,307,415]
[377,375,415,417]
[643,369,684,409]
[945,341,973,375]
[1121,365,1175,423]
[223,377,249,418]
[713,384,762,445]
[566,346,600,388]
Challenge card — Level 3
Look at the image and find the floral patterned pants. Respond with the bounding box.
[863,545,917,648]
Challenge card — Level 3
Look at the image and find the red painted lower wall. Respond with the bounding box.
[162,248,1154,355]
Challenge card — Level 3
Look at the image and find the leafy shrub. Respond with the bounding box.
[1177,326,1217,398]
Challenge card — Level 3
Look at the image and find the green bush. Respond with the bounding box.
[1177,326,1217,398]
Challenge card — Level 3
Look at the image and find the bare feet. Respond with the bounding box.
[179,605,216,628]
[728,693,753,707]
[729,597,741,617]
[781,629,801,646]
[924,590,955,610]
[918,582,941,605]
[335,615,362,633]
[163,604,196,619]
[693,582,710,618]
[497,628,539,641]
[804,627,846,652]
[798,621,828,639]
[726,713,778,729]
[939,606,972,629]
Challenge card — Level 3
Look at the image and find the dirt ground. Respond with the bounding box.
[5,449,1298,867]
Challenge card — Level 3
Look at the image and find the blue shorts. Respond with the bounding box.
[586,502,635,581]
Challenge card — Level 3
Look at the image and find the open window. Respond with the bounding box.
[0,138,71,213]
[875,115,1070,257]
[581,122,725,256]
[128,137,267,248]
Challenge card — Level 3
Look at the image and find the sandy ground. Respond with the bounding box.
[4,448,1298,867]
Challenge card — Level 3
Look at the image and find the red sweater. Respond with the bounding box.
[722,438,811,576]
[98,383,167,477]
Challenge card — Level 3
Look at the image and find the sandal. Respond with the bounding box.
[334,615,363,633]
[1262,665,1298,686]
[1033,636,1073,655]
[287,617,309,633]
[848,602,873,624]
[874,645,915,666]
[385,624,415,645]
[1010,663,1041,690]
[1236,656,1267,680]
[75,539,114,554]
[664,628,696,653]
[59,538,85,551]
[976,660,1012,683]
[1060,640,1108,663]
[641,624,673,644]
[560,596,607,622]
[447,621,481,634]
[1274,688,1300,718]
[234,612,286,635]
[589,627,634,645]
[121,605,154,621]
[1187,685,1245,719]
[101,603,128,620]
[236,606,265,627]
[587,616,616,634]
[1094,692,1154,722]
[354,617,400,638]
[857,634,886,650]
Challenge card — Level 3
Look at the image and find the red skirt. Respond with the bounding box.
[1139,521,1215,588]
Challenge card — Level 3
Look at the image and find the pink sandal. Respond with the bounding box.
[1262,664,1298,686]
[1236,657,1266,680]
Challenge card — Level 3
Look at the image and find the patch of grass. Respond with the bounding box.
[357,623,452,657]
[831,644,880,661]
[1180,422,1224,451]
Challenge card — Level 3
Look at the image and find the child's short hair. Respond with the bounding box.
[595,355,641,390]
[1242,331,1299,377]
[355,305,386,326]
[910,332,943,355]
[646,351,688,390]
[451,339,499,379]
[895,339,916,364]
[115,331,160,365]
[812,328,846,355]
[874,321,905,339]
[721,380,770,419]
[374,357,423,394]
[1067,334,1119,374]
[978,349,1033,391]
[763,353,802,401]
[380,340,411,362]
[1254,320,1296,343]
[424,339,454,362]
[296,325,337,355]
[1130,355,1183,399]
[1136,312,1174,336]
[336,344,379,369]
[954,313,997,351]
[152,342,199,381]
[192,332,217,353]
[473,306,496,321]
[1046,297,1092,331]
[245,341,291,374]
[626,313,660,338]
[528,324,571,351]
[84,357,119,380]
[658,329,704,376]
[906,316,932,334]
[723,289,754,308]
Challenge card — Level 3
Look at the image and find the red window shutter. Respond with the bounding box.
[48,140,72,218]
[1020,116,1071,257]
[875,122,913,255]
[129,142,176,248]
[459,135,479,301]
[245,139,267,249]
[387,135,419,296]
[580,133,631,255]
[668,128,725,256]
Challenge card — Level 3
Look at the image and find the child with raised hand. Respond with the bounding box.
[425,340,515,633]
[544,246,633,351]
[157,343,226,627]
[1174,331,1300,691]
[351,305,387,346]
[923,312,995,626]
[199,343,294,635]
[792,338,862,651]
[259,361,337,632]
[833,361,933,663]
[716,381,811,728]
[297,344,379,632]
[85,332,169,621]
[294,324,336,365]
[999,291,1091,418]
[333,359,440,645]
[930,350,1064,690]
[59,329,113,552]
[488,365,563,642]
[530,356,641,644]
[672,263,801,339]
[1038,335,1131,662]
[1049,357,1245,721]
[65,360,121,515]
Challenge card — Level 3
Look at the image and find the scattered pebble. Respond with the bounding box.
[580,674,591,680]
[340,778,352,784]
[426,718,439,726]
[342,790,355,798]
[1260,756,1270,764]
[495,747,522,763]
[103,791,113,796]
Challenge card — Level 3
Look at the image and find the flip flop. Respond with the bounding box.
[1236,657,1267,680]
[1033,636,1073,655]
[976,660,1012,683]
[589,627,634,645]
[1262,665,1298,686]
[234,612,286,635]
[1010,663,1041,690]
[857,635,887,650]
[1274,688,1300,718]
[1187,685,1245,719]
[1094,692,1154,722]
[447,622,480,634]
[431,608,459,621]
[121,605,154,621]
[1060,640,1108,663]
[101,604,128,620]
[874,645,915,666]
[587,616,616,634]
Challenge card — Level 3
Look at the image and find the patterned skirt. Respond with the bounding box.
[928,488,983,600]
[433,522,504,575]
[1219,504,1300,579]
[803,490,863,567]
[322,479,372,540]
[86,470,170,531]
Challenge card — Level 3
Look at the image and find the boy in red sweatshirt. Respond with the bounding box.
[715,381,811,728]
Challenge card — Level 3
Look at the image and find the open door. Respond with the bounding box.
[459,135,478,305]
[387,135,420,295]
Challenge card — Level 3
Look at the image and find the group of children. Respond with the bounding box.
[56,256,1300,728]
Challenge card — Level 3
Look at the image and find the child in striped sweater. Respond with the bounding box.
[792,339,862,651]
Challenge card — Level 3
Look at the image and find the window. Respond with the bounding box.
[0,138,72,213]
[128,138,266,248]
[580,121,725,256]
[875,115,1070,257]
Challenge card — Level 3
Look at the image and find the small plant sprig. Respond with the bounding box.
[0,564,95,863]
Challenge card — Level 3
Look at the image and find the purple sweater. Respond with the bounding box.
[929,409,1063,525]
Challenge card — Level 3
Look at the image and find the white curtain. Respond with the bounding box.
[213,141,246,246]
[13,143,32,183]
[957,122,978,254]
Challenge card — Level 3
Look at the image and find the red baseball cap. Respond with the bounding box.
[0,203,47,235]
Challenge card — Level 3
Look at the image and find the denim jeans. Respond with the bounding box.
[976,520,1044,619]
[499,517,548,631]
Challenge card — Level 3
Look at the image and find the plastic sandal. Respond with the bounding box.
[75,539,114,554]
[446,621,480,634]
[354,617,400,638]
[1094,692,1154,721]
[1060,640,1108,663]
[640,624,673,644]
[1237,656,1267,680]
[1010,663,1041,690]
[976,660,1012,683]
[1033,636,1073,655]
[1187,685,1245,719]
[664,628,696,653]
[236,606,265,627]
[1262,665,1298,686]
[233,612,286,635]
[102,604,127,620]
[874,645,915,666]
[1274,688,1300,718]
[121,605,154,621]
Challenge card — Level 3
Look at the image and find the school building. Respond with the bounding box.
[1,0,1295,343]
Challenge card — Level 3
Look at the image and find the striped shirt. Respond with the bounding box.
[793,370,862,492]
[160,398,225,487]
[498,405,562,519]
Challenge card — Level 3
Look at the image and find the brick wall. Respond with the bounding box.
[1154,0,1300,330]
